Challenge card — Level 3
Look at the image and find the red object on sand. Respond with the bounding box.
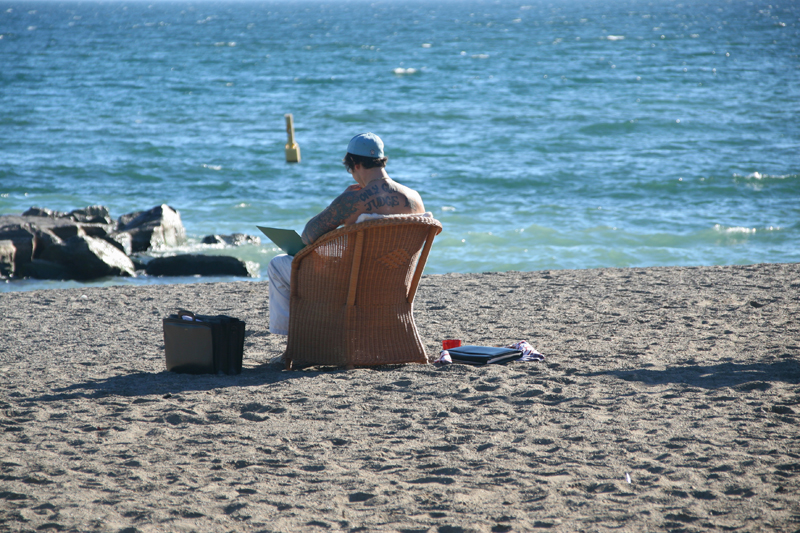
[442,339,461,350]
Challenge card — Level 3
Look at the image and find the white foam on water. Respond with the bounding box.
[715,224,756,234]
[606,35,625,41]
[734,172,793,180]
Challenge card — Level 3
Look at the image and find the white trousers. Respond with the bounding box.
[267,254,293,335]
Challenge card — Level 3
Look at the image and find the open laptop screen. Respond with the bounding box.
[256,226,305,256]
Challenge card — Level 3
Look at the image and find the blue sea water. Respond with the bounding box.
[1,0,799,292]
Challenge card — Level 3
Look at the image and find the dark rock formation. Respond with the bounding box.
[68,205,113,224]
[2,205,252,282]
[115,204,186,252]
[22,207,69,218]
[21,206,115,240]
[0,221,37,275]
[34,228,63,255]
[24,205,114,225]
[131,257,147,272]
[18,259,70,280]
[43,221,87,241]
[145,254,258,278]
[103,232,133,256]
[0,213,113,246]
[41,236,136,280]
[201,233,261,246]
[0,240,15,278]
[2,207,165,280]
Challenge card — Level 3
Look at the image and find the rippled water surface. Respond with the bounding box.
[1,0,798,291]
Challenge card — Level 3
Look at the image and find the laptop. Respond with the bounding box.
[257,226,306,256]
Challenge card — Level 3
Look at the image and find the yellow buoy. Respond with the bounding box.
[284,114,300,163]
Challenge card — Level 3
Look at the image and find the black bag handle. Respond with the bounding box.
[178,309,197,321]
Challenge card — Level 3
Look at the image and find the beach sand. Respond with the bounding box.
[1,263,799,532]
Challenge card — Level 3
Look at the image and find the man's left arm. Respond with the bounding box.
[301,187,361,245]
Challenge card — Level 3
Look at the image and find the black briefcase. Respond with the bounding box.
[163,310,245,374]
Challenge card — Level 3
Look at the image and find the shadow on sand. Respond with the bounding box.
[28,363,323,402]
[579,359,800,389]
[27,361,429,403]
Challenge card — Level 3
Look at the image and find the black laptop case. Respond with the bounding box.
[163,310,245,374]
[446,345,522,365]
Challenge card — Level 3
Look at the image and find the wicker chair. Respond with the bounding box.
[283,215,443,369]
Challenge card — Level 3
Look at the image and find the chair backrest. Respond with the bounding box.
[290,215,442,308]
[285,215,442,367]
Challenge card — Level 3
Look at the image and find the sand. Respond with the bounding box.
[1,263,799,533]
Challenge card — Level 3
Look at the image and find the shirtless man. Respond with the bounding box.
[268,133,426,335]
[300,132,425,245]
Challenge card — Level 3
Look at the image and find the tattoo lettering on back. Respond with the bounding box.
[365,195,400,212]
[302,180,423,244]
[356,185,379,203]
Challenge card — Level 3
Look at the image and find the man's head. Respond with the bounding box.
[343,132,388,172]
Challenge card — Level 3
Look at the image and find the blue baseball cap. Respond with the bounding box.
[347,132,385,158]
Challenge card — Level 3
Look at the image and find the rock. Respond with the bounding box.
[0,220,36,275]
[0,240,15,278]
[68,205,113,225]
[18,259,69,280]
[117,205,186,252]
[21,205,115,233]
[22,207,69,218]
[131,257,147,272]
[102,232,133,256]
[76,223,115,238]
[202,235,225,245]
[45,222,87,241]
[1,213,110,243]
[201,233,261,246]
[117,210,142,228]
[145,254,259,278]
[32,228,63,258]
[41,235,136,280]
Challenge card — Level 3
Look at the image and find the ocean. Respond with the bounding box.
[1,0,798,292]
